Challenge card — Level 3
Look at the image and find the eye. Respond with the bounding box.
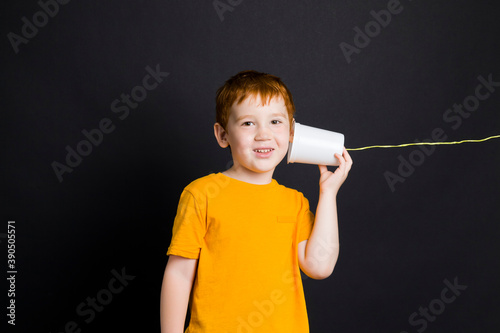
[271,119,282,125]
[242,121,254,126]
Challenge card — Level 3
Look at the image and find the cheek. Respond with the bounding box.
[229,130,253,149]
[274,128,290,145]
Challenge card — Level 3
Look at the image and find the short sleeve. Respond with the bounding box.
[166,189,207,259]
[297,194,315,243]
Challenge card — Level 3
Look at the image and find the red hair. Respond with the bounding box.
[215,70,295,130]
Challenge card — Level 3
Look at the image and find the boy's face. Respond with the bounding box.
[214,95,292,181]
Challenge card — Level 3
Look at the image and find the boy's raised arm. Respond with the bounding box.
[160,255,198,333]
[298,148,352,280]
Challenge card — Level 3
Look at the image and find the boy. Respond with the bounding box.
[160,70,352,333]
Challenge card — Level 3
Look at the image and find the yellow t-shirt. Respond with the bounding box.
[167,173,315,333]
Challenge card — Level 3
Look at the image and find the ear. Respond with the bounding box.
[289,118,295,143]
[214,122,230,148]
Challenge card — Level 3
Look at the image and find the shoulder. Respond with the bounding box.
[183,173,230,196]
[274,181,309,203]
[272,182,313,217]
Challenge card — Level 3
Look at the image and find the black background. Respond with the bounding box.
[2,0,500,332]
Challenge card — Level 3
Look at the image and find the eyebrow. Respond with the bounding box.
[270,112,288,118]
[234,114,253,122]
[235,112,287,122]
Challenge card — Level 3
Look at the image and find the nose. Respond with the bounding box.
[255,124,272,141]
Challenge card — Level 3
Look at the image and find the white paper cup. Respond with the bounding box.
[287,122,345,166]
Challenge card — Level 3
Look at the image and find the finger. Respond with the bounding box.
[342,148,352,164]
[335,151,346,164]
[342,148,353,170]
[334,153,346,173]
[318,164,328,175]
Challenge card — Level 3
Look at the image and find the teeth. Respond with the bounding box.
[255,149,273,153]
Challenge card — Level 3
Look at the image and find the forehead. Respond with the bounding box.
[229,94,288,117]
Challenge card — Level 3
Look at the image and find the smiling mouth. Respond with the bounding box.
[254,148,274,153]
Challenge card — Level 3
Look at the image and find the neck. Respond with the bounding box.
[223,165,274,185]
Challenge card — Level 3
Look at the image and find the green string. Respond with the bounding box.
[346,134,500,151]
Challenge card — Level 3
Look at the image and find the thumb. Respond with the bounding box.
[318,165,328,175]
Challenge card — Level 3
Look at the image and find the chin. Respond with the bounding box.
[251,160,282,173]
